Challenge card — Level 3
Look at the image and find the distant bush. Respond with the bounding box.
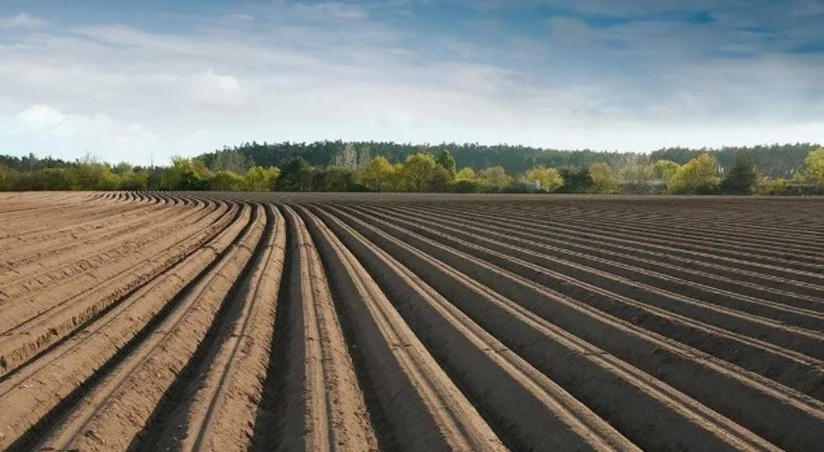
[753,178,790,196]
[450,179,481,193]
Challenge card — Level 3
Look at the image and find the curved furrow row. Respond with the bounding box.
[299,205,508,451]
[487,203,824,252]
[362,205,824,398]
[0,193,68,213]
[0,199,210,291]
[454,204,824,275]
[502,199,824,236]
[0,193,171,252]
[330,204,824,451]
[0,195,142,237]
[0,201,236,376]
[319,205,783,451]
[432,203,824,292]
[145,204,287,452]
[486,210,824,266]
[307,205,637,451]
[0,193,93,218]
[0,201,251,450]
[0,197,184,271]
[386,205,824,333]
[23,203,262,452]
[397,204,824,316]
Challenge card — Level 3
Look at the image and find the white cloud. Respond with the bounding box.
[3,105,154,141]
[10,104,65,132]
[1,105,157,162]
[189,70,247,107]
[0,12,48,29]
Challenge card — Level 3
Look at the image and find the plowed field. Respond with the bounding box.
[1,191,823,451]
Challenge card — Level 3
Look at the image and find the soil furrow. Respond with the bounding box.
[481,204,824,260]
[299,205,508,451]
[30,203,262,452]
[437,204,824,297]
[400,204,824,315]
[369,204,824,399]
[0,200,212,295]
[0,203,236,376]
[148,204,286,452]
[266,205,379,451]
[0,202,248,450]
[311,205,641,451]
[379,205,824,349]
[3,193,822,451]
[334,204,824,451]
[323,204,782,451]
[0,198,191,273]
[442,204,824,280]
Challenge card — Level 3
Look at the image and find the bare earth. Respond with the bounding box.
[1,191,823,451]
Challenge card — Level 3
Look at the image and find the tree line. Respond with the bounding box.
[197,141,820,178]
[1,146,823,195]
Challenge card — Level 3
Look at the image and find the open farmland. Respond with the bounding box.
[1,192,823,451]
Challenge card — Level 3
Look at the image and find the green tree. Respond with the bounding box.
[589,163,620,194]
[720,155,758,194]
[455,167,476,181]
[359,156,396,192]
[313,167,358,192]
[74,159,119,190]
[161,157,211,190]
[387,163,406,191]
[211,149,251,173]
[451,179,481,193]
[210,170,246,191]
[557,167,593,193]
[798,148,824,188]
[478,166,512,191]
[36,168,79,190]
[523,165,564,192]
[436,150,457,178]
[275,157,315,191]
[753,177,790,196]
[120,170,149,190]
[669,153,720,194]
[401,153,439,192]
[112,162,134,175]
[429,167,453,192]
[617,155,654,194]
[244,166,280,191]
[0,165,8,190]
[653,160,681,181]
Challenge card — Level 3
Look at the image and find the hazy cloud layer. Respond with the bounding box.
[0,1,821,165]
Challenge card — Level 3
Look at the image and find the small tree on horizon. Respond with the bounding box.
[436,150,457,178]
[401,153,439,192]
[589,162,620,194]
[523,165,564,192]
[669,153,721,194]
[720,154,759,195]
[359,156,396,192]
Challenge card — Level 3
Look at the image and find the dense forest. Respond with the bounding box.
[196,142,820,177]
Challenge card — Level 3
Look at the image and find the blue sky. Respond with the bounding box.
[1,0,822,165]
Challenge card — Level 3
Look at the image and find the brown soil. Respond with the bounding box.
[0,192,822,451]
